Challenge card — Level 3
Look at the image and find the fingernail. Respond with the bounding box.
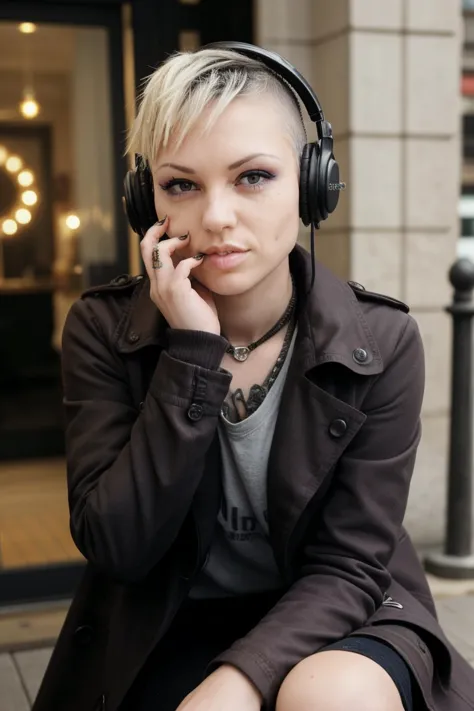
[178,232,189,241]
[156,215,167,226]
[194,253,205,260]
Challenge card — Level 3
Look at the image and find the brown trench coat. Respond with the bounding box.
[33,245,474,711]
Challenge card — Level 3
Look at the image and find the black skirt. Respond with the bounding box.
[119,591,417,711]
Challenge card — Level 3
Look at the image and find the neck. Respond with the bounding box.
[216,260,293,346]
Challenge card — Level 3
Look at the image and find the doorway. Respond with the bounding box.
[0,3,128,605]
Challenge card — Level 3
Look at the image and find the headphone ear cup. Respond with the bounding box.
[123,170,144,236]
[139,163,159,231]
[299,143,313,227]
[123,162,158,237]
[317,137,341,222]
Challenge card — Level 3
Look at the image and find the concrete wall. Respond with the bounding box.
[256,0,463,548]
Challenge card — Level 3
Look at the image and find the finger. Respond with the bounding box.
[147,235,191,282]
[142,228,190,282]
[174,252,205,281]
[140,217,169,277]
[140,216,169,252]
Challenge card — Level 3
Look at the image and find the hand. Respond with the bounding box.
[175,664,263,711]
[141,217,220,335]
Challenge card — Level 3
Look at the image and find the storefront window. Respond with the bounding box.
[0,20,116,592]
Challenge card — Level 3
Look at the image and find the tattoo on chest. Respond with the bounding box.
[221,384,269,423]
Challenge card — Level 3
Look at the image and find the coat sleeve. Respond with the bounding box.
[61,297,232,582]
[207,315,425,708]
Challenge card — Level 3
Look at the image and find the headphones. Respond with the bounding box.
[123,41,342,238]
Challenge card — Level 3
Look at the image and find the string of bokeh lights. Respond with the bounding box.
[0,145,38,236]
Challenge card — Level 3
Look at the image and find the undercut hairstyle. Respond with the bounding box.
[126,48,307,168]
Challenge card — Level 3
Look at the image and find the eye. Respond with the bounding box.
[159,178,198,196]
[237,170,276,189]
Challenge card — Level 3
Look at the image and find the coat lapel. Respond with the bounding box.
[267,247,385,576]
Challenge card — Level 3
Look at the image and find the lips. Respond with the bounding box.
[204,246,247,256]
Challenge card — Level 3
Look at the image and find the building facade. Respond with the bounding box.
[255,0,463,549]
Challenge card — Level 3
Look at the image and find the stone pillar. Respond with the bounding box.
[257,0,463,548]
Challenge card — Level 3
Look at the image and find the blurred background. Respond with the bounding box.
[0,0,469,610]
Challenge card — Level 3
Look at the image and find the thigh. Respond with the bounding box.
[321,636,416,711]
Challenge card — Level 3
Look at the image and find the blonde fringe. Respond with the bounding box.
[126,48,306,167]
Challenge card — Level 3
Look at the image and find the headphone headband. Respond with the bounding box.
[123,41,342,247]
[202,41,327,137]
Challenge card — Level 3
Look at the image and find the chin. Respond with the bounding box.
[196,270,257,297]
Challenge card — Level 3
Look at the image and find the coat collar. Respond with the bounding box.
[116,244,384,377]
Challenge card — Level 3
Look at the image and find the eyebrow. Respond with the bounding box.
[156,153,281,174]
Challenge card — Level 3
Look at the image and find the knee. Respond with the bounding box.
[275,650,405,711]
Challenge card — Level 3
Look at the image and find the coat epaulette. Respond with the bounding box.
[80,274,145,300]
[347,280,410,314]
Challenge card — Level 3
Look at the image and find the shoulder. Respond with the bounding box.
[80,273,146,302]
[64,273,146,344]
[346,280,423,364]
[347,280,409,315]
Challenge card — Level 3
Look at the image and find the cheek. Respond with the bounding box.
[266,182,300,243]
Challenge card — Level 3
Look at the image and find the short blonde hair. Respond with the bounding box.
[126,48,307,168]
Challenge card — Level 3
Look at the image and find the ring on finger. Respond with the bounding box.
[152,243,162,270]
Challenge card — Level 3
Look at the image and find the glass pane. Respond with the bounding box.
[0,21,115,578]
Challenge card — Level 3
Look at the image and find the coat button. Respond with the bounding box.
[110,274,130,286]
[74,624,94,646]
[416,638,427,654]
[187,404,203,421]
[353,347,369,364]
[128,331,140,344]
[329,419,348,438]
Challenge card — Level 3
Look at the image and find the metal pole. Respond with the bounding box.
[425,258,474,578]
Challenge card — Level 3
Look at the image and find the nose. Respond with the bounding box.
[201,188,237,234]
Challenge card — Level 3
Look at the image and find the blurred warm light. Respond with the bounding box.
[20,96,40,119]
[15,208,32,224]
[2,219,18,235]
[0,146,7,165]
[19,23,36,34]
[17,170,34,187]
[6,156,22,173]
[66,214,80,230]
[21,190,37,206]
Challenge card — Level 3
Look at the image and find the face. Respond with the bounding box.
[151,93,301,296]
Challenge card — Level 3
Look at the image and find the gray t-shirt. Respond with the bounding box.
[189,326,297,599]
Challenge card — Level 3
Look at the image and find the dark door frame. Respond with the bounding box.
[131,0,254,92]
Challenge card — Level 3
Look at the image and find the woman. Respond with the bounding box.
[33,43,474,711]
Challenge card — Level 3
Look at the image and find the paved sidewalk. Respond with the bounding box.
[1,590,474,710]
